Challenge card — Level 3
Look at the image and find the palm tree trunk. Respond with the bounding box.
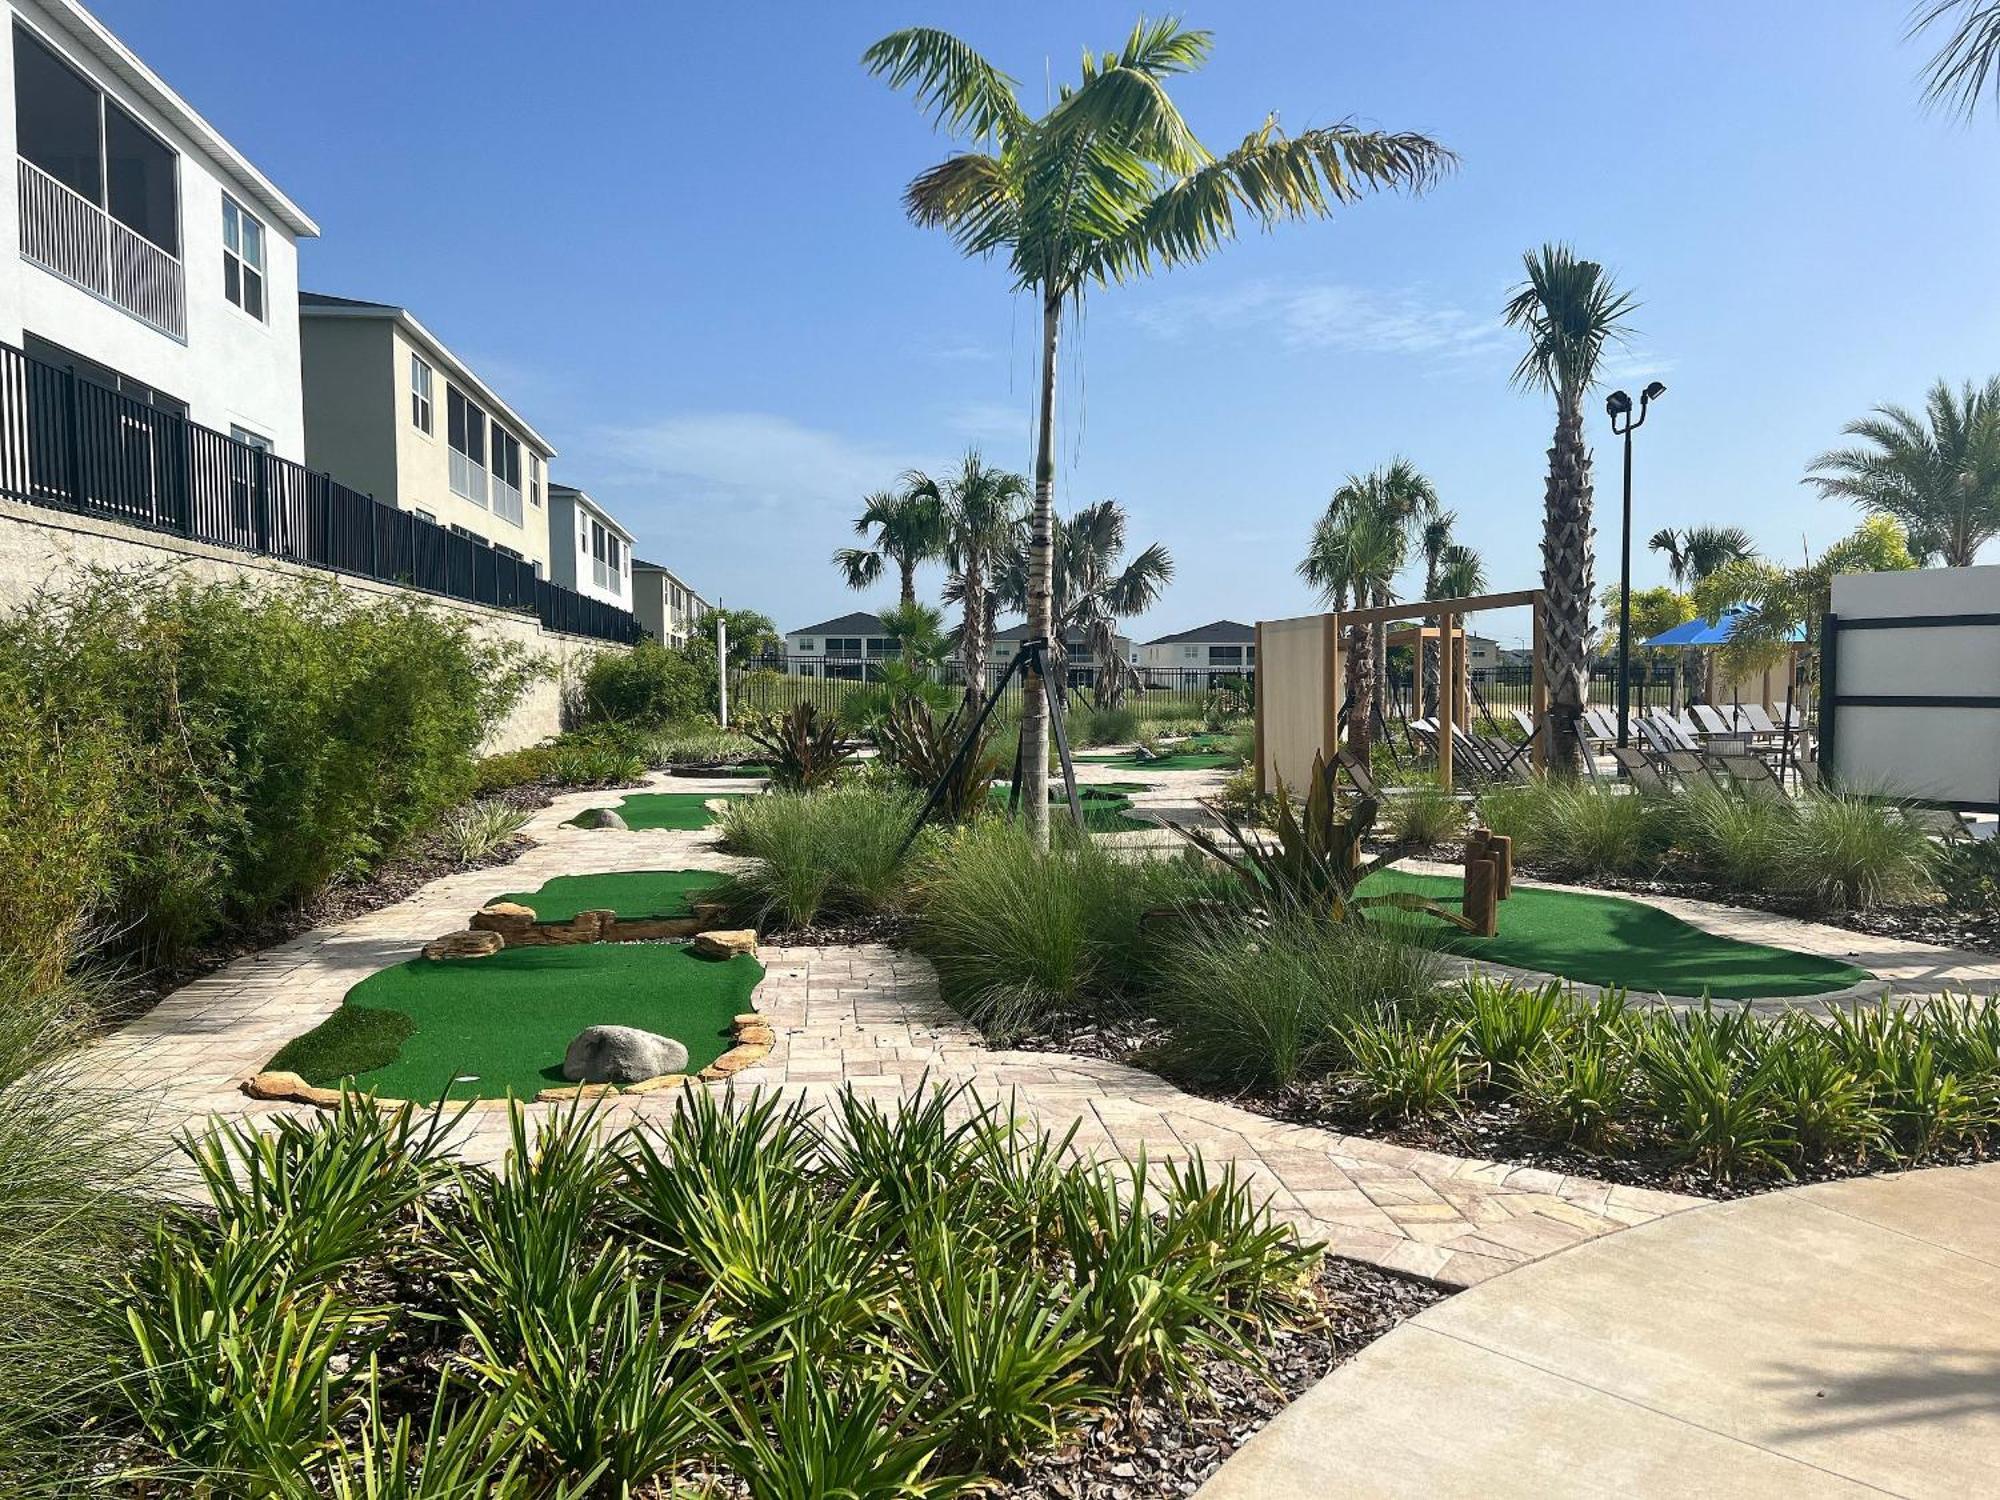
[961,558,987,714]
[1539,396,1595,772]
[1371,591,1390,732]
[1344,620,1374,758]
[1022,293,1060,846]
[1422,563,1442,712]
[898,559,917,608]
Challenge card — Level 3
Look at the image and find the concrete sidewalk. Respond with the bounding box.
[1200,1164,2000,1499]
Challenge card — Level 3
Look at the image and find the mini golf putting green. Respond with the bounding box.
[1364,872,1872,1000]
[490,869,725,923]
[266,944,763,1103]
[1075,751,1236,771]
[565,791,741,830]
[987,782,1153,833]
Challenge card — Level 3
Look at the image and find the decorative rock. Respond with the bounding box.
[470,901,537,935]
[422,928,504,961]
[562,1025,689,1085]
[572,808,628,830]
[692,928,758,960]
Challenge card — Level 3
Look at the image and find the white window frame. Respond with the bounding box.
[529,453,542,508]
[409,354,433,434]
[221,194,266,321]
[447,384,488,507]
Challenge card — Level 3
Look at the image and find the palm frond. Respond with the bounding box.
[1502,243,1638,401]
[905,153,1022,262]
[1911,0,2000,118]
[862,28,1027,143]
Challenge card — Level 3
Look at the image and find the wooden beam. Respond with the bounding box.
[1327,587,1543,630]
[1253,620,1268,796]
[1438,611,1455,788]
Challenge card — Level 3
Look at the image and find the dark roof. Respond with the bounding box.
[299,290,399,311]
[790,611,886,636]
[992,620,1117,647]
[1142,619,1254,647]
[633,557,666,572]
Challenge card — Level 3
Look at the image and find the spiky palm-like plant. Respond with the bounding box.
[1646,525,1757,587]
[911,451,1029,710]
[867,18,1453,844]
[1805,377,2000,567]
[1503,245,1638,772]
[1298,484,1402,757]
[833,485,945,606]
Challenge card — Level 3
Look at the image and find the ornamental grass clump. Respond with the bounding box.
[1376,779,1468,852]
[1780,790,1937,910]
[713,784,924,928]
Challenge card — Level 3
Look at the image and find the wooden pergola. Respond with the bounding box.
[1253,587,1550,794]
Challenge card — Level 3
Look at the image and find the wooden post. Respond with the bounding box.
[1437,612,1456,788]
[1531,597,1549,773]
[1488,833,1513,899]
[1411,629,1427,721]
[1454,622,1470,727]
[1464,855,1499,938]
[1253,621,1267,797]
[1323,611,1342,760]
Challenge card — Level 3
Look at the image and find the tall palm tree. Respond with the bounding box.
[1911,0,2000,117]
[994,501,1174,709]
[1646,525,1757,587]
[867,19,1454,845]
[1298,485,1402,758]
[1417,505,1460,709]
[1502,244,1638,772]
[911,450,1030,710]
[1805,377,2000,567]
[833,485,945,606]
[1432,540,1488,719]
[1356,460,1437,725]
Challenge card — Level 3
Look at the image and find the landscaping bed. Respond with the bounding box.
[266,944,762,1103]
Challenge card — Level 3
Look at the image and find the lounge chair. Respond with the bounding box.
[1582,706,1619,743]
[1739,704,1780,736]
[1478,733,1535,782]
[1665,749,1721,791]
[1907,806,1974,842]
[1610,744,1671,794]
[1334,746,1382,801]
[1690,703,1734,737]
[1717,754,1788,804]
[1510,707,1537,740]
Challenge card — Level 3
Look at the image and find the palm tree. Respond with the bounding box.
[1298,485,1402,757]
[1432,540,1488,718]
[1912,0,2000,117]
[994,501,1174,709]
[867,19,1454,845]
[1417,505,1460,710]
[833,485,945,606]
[1503,244,1638,772]
[876,599,947,669]
[1805,378,2000,567]
[1646,525,1757,587]
[911,451,1030,710]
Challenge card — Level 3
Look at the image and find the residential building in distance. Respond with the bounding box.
[547,483,634,610]
[1138,619,1255,686]
[1,0,318,456]
[298,292,554,575]
[632,557,709,647]
[991,619,1134,688]
[783,610,897,677]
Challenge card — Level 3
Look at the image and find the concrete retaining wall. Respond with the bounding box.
[0,496,612,752]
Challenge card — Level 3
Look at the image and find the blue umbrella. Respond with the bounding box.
[1642,605,1804,649]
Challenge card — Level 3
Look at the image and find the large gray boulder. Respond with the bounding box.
[562,1025,688,1084]
[571,807,628,831]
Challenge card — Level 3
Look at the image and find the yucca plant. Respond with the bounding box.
[1453,977,1568,1094]
[744,703,854,792]
[438,801,531,863]
[1634,1008,1792,1178]
[871,697,1001,822]
[1518,1030,1633,1151]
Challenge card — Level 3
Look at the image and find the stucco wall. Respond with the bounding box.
[0,2,308,458]
[0,496,611,752]
[1256,613,1337,795]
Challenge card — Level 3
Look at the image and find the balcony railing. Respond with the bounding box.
[491,475,523,526]
[448,447,488,507]
[18,157,186,339]
[0,337,639,645]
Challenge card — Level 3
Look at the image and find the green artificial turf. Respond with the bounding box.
[490,869,725,923]
[565,791,742,830]
[1074,751,1236,771]
[986,782,1154,833]
[267,944,762,1103]
[1363,872,1872,1000]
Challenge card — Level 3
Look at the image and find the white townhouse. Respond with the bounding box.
[783,610,896,676]
[0,0,316,456]
[547,483,634,609]
[298,292,556,576]
[1138,619,1256,685]
[632,557,709,647]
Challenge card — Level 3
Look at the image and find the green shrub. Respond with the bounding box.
[1342,1017,1470,1118]
[1152,914,1444,1090]
[913,821,1208,1043]
[439,801,531,862]
[714,785,924,928]
[1935,836,2000,920]
[473,729,647,793]
[1478,779,1672,877]
[1379,780,1467,851]
[578,640,708,726]
[1074,703,1138,747]
[1778,791,1936,910]
[1672,782,1792,890]
[638,720,757,767]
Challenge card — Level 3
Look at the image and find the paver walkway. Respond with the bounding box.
[1198,1162,2000,1498]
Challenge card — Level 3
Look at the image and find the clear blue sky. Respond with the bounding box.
[94,1,2000,644]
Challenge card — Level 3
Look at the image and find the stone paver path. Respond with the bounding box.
[1199,1161,2000,1498]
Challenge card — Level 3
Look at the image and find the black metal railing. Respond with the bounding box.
[0,339,640,644]
[731,653,1248,721]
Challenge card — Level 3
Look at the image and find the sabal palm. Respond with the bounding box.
[909,450,1030,708]
[1912,0,2000,117]
[1417,505,1459,708]
[1503,244,1638,772]
[1646,525,1756,586]
[1298,487,1402,756]
[868,17,1453,843]
[833,486,944,606]
[1805,377,2000,567]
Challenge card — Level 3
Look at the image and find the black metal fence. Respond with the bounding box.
[0,339,639,644]
[731,654,1249,721]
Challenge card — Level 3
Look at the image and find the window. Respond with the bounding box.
[587,517,625,593]
[529,453,542,508]
[413,507,437,524]
[446,385,487,506]
[222,195,265,318]
[798,639,815,653]
[1183,645,1200,660]
[1209,645,1243,664]
[15,25,180,254]
[25,333,185,414]
[489,424,523,525]
[494,542,523,562]
[409,355,433,434]
[226,425,271,530]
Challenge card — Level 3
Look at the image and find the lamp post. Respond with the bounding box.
[1606,380,1665,748]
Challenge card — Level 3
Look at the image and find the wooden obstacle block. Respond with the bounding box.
[1487,833,1513,900]
[1464,855,1500,938]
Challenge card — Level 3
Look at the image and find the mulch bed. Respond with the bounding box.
[106,784,560,1027]
[762,912,916,948]
[1002,1256,1445,1498]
